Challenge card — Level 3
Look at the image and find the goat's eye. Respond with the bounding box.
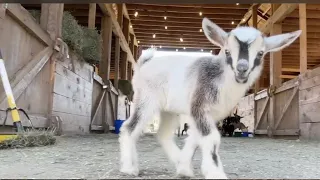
[225,50,231,56]
[257,51,264,56]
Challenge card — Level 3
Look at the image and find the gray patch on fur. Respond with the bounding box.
[189,56,224,136]
[212,145,218,166]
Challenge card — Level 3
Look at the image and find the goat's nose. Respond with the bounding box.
[236,59,249,73]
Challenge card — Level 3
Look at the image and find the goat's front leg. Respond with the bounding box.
[193,113,227,179]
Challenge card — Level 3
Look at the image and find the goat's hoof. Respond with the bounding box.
[120,166,139,176]
[176,166,194,178]
[204,172,228,179]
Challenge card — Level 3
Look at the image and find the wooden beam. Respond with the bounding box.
[128,10,245,20]
[280,75,297,79]
[88,3,96,29]
[282,68,300,72]
[260,4,298,34]
[99,3,135,63]
[7,4,52,46]
[126,4,249,14]
[99,15,113,83]
[131,20,237,29]
[299,4,307,74]
[237,3,260,26]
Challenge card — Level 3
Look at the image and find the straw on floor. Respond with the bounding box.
[0,128,56,149]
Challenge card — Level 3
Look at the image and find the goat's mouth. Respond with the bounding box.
[235,74,248,84]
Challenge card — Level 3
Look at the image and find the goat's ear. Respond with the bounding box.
[264,30,302,53]
[202,17,228,48]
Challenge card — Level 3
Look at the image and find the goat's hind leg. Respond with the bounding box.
[119,98,158,176]
[157,112,181,167]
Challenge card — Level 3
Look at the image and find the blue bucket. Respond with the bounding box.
[242,132,249,137]
[114,120,125,134]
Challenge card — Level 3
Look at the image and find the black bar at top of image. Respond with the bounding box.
[0,0,320,4]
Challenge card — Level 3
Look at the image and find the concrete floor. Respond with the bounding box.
[0,133,319,179]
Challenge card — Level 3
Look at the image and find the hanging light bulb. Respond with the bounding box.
[137,40,140,43]
[130,25,132,28]
[210,50,213,53]
[134,11,138,17]
[199,11,202,16]
[199,29,203,32]
[180,38,183,42]
[176,49,178,51]
[201,49,203,52]
[236,3,239,5]
[242,18,246,22]
[231,21,234,25]
[183,47,186,50]
[160,45,162,48]
[153,34,156,38]
[165,26,167,29]
[164,16,167,20]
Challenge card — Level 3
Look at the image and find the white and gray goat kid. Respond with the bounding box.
[118,17,301,179]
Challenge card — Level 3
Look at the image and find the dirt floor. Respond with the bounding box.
[0,133,319,179]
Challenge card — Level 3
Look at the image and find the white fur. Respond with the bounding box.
[118,18,301,179]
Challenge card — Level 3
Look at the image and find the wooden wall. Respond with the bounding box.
[52,51,94,134]
[299,67,320,140]
[0,4,53,128]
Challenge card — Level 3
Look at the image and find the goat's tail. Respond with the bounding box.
[133,47,156,71]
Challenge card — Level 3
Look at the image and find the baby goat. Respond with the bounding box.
[118,17,301,179]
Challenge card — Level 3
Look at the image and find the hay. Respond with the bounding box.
[0,129,56,149]
[28,10,102,64]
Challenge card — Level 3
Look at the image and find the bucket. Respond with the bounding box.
[242,132,249,137]
[114,120,125,134]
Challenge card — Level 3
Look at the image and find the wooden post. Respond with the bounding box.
[252,4,259,93]
[99,15,112,83]
[40,4,64,118]
[120,17,129,80]
[299,4,307,73]
[40,4,64,40]
[252,4,259,134]
[128,33,135,80]
[269,4,282,138]
[88,3,96,29]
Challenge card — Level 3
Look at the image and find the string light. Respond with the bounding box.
[151,45,154,48]
[199,29,203,32]
[236,3,239,5]
[242,18,246,22]
[231,21,234,25]
[180,38,183,42]
[199,11,202,16]
[183,47,186,50]
[210,50,213,53]
[165,26,167,29]
[134,11,138,17]
[138,41,140,43]
[201,49,203,52]
[176,49,178,51]
[153,34,156,38]
[160,45,162,48]
[130,25,132,28]
[164,16,167,20]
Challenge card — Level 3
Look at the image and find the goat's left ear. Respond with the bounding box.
[264,30,302,53]
[202,17,228,48]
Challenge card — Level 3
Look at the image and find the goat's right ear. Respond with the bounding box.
[202,17,228,48]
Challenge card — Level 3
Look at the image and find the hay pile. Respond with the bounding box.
[0,129,56,149]
[29,10,102,65]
